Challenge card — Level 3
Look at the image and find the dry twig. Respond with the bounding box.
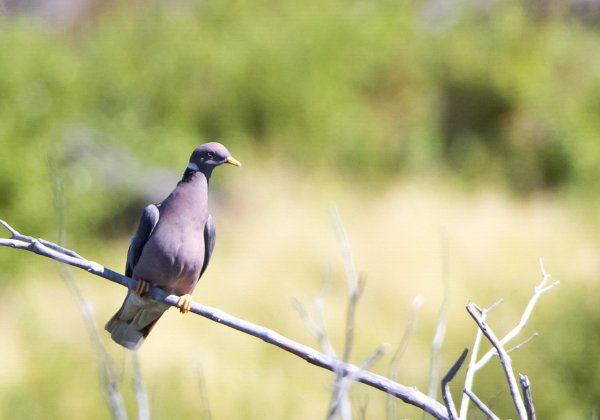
[519,374,536,420]
[50,166,130,420]
[132,353,150,420]
[459,261,558,419]
[426,229,450,413]
[463,389,499,420]
[466,303,528,419]
[473,260,559,372]
[328,206,364,419]
[441,349,468,420]
[458,299,502,420]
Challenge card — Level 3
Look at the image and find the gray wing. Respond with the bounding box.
[125,204,160,278]
[200,214,216,277]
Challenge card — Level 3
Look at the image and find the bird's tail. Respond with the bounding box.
[105,292,170,350]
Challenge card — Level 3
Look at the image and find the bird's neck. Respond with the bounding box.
[180,168,212,185]
[166,171,209,214]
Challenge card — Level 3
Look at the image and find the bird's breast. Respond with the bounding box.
[132,178,210,295]
[133,215,207,295]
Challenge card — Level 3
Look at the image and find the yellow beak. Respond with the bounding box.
[225,156,242,167]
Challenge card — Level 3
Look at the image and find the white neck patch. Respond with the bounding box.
[187,162,200,171]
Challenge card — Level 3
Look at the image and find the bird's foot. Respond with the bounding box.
[177,294,193,314]
[135,279,151,296]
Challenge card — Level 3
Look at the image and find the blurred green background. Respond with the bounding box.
[1,0,600,418]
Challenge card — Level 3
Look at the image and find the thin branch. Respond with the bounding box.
[328,206,364,420]
[342,275,363,363]
[50,162,128,420]
[466,303,527,419]
[330,205,361,363]
[463,389,500,420]
[519,374,536,420]
[328,344,389,419]
[461,261,558,419]
[57,263,128,420]
[312,266,338,358]
[426,229,450,414]
[473,261,559,372]
[507,333,539,354]
[293,299,337,359]
[458,299,502,420]
[441,349,468,420]
[330,206,359,298]
[132,353,150,420]
[0,220,450,420]
[0,219,84,259]
[389,296,424,374]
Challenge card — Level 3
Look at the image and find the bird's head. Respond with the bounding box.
[185,142,241,178]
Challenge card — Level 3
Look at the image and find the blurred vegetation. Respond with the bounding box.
[2,0,600,241]
[1,0,600,418]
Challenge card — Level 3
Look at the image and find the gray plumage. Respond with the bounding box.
[105,142,240,350]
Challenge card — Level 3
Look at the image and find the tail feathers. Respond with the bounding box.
[105,292,170,350]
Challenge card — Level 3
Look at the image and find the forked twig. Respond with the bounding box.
[466,303,527,419]
[459,299,502,419]
[460,260,558,419]
[473,260,559,372]
[329,206,362,419]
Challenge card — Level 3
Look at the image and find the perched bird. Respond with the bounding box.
[105,142,241,350]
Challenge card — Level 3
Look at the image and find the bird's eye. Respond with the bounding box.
[207,152,214,159]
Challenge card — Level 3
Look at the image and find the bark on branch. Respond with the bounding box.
[0,219,449,420]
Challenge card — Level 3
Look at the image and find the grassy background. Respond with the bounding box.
[1,0,600,418]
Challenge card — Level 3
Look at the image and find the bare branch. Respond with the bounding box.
[330,205,361,363]
[426,229,450,410]
[132,353,150,420]
[57,263,128,420]
[0,220,450,420]
[328,344,389,419]
[328,206,364,420]
[473,262,559,372]
[507,333,539,354]
[463,389,500,420]
[441,349,468,420]
[459,299,502,419]
[466,303,527,419]
[330,205,359,297]
[519,374,536,420]
[50,167,128,420]
[293,299,337,359]
[0,219,18,236]
[389,296,424,375]
[460,261,556,419]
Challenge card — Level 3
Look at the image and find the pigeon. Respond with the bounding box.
[105,142,241,350]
